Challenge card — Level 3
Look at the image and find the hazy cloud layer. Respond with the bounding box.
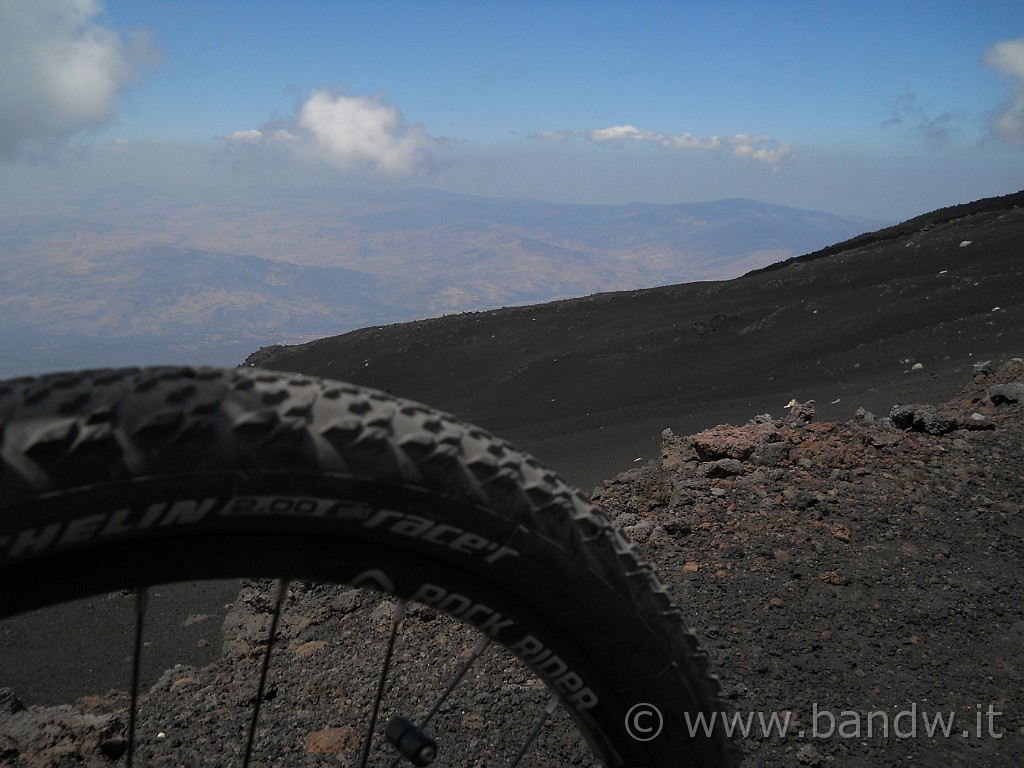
[0,0,153,160]
[881,90,966,148]
[983,37,1024,147]
[532,125,795,169]
[228,90,437,176]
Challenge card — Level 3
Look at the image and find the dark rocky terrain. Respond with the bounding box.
[245,190,1024,491]
[1,360,1020,767]
[592,358,1023,766]
[0,191,1021,766]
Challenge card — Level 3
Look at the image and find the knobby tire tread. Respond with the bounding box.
[0,366,738,767]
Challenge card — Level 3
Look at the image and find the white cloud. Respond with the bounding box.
[983,37,1024,147]
[227,129,265,144]
[0,0,154,160]
[534,123,794,169]
[985,38,1024,78]
[298,90,435,174]
[588,124,662,143]
[228,90,437,176]
[731,140,796,167]
[659,132,722,150]
[531,130,578,142]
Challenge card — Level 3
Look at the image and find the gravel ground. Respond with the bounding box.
[1,359,1021,767]
[593,357,1023,767]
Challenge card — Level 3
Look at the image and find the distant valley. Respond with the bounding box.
[0,187,878,375]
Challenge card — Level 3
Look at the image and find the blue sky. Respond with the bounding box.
[2,0,1023,218]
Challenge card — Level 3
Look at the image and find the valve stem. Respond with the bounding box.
[385,716,437,766]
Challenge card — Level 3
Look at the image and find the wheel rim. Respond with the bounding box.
[1,578,596,767]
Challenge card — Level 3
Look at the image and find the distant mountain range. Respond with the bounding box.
[0,187,879,375]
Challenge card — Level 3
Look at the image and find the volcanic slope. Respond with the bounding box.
[246,192,1024,490]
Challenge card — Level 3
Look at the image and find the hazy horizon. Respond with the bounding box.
[2,1,1022,376]
[1,2,1022,221]
[0,189,880,377]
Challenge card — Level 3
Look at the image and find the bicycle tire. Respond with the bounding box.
[0,366,736,767]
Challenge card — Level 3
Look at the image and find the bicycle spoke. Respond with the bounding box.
[125,587,148,768]
[242,579,288,767]
[507,694,559,768]
[422,634,490,727]
[387,633,491,768]
[358,598,407,768]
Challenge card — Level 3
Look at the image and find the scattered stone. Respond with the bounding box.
[0,705,126,763]
[292,640,327,658]
[753,441,790,466]
[797,743,822,765]
[989,381,1024,404]
[0,689,24,716]
[703,458,746,478]
[959,412,995,430]
[889,404,958,434]
[831,524,851,542]
[461,713,487,730]
[662,521,692,537]
[304,726,360,755]
[853,407,875,424]
[691,423,778,461]
[784,399,816,425]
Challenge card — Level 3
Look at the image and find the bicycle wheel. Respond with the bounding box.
[0,366,736,766]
